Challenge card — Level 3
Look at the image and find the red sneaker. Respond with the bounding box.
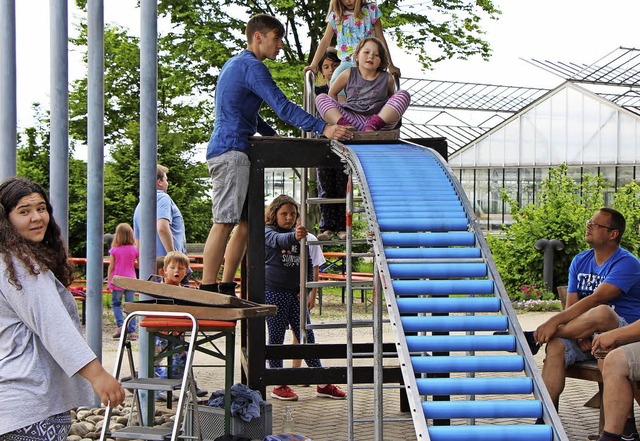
[271,385,298,401]
[316,384,346,399]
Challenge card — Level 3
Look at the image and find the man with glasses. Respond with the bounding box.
[533,208,640,438]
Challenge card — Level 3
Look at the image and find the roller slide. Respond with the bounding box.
[335,140,568,441]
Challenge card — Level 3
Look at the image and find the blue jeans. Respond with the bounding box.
[112,289,136,332]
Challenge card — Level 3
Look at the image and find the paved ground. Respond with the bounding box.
[97,307,638,441]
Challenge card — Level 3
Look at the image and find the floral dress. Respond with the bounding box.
[328,3,382,62]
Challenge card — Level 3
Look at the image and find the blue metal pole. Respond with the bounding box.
[50,0,69,246]
[86,0,104,408]
[139,0,158,421]
[0,0,17,180]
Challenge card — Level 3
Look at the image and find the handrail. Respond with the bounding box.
[303,70,316,138]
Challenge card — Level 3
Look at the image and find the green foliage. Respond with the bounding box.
[613,180,640,256]
[22,0,500,255]
[488,164,640,301]
[487,164,604,297]
[17,104,89,256]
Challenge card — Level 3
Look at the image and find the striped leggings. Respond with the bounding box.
[315,90,411,131]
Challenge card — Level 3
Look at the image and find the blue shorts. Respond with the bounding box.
[207,150,250,224]
[561,315,629,367]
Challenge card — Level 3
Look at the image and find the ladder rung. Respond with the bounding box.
[110,426,173,440]
[122,377,183,391]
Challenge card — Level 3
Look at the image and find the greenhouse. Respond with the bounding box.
[401,47,640,231]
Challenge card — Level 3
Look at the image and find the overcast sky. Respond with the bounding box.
[14,0,640,129]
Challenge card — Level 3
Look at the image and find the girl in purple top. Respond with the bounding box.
[315,37,411,132]
[107,223,139,339]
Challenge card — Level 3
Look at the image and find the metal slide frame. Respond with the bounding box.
[333,139,568,441]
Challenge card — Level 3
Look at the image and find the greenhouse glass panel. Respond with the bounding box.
[519,168,535,207]
[550,90,568,165]
[617,167,634,188]
[504,119,520,166]
[534,98,552,165]
[533,168,549,204]
[566,88,584,164]
[601,166,616,206]
[582,96,603,164]
[618,114,640,164]
[520,113,536,165]
[476,168,490,230]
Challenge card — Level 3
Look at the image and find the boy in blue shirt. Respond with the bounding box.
[201,14,352,294]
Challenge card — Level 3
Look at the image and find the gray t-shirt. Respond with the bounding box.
[341,67,390,116]
[0,258,95,434]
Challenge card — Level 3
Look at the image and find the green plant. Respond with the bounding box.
[488,164,604,298]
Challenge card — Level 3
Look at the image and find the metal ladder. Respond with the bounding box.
[99,311,202,441]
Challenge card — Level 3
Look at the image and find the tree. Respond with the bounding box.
[17,104,89,257]
[155,0,500,134]
[67,23,213,253]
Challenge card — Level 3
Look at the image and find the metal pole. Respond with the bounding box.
[346,172,354,440]
[0,0,17,180]
[373,268,384,440]
[299,167,309,344]
[86,0,104,408]
[139,0,158,423]
[50,0,69,246]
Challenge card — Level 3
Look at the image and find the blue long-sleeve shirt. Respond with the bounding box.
[206,50,327,159]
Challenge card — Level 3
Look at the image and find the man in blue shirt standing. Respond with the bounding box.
[133,164,187,258]
[200,14,352,294]
[534,208,640,429]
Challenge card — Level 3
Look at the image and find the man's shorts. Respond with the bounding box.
[207,150,250,224]
[623,341,640,381]
[561,314,629,367]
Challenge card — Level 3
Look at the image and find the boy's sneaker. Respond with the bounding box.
[317,230,333,241]
[316,384,346,400]
[271,385,298,401]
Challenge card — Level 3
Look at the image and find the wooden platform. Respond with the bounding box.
[113,276,277,320]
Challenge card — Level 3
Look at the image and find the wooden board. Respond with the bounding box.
[350,130,400,141]
[112,276,257,308]
[123,300,276,320]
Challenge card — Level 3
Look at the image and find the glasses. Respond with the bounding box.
[586,220,615,231]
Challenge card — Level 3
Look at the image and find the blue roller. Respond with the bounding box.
[428,425,553,441]
[393,279,494,295]
[376,210,465,219]
[416,377,532,395]
[411,355,524,373]
[389,262,487,278]
[382,232,475,247]
[373,200,462,208]
[396,297,500,313]
[423,400,542,419]
[406,335,515,352]
[401,316,507,332]
[384,247,481,259]
[371,193,459,202]
[378,218,469,232]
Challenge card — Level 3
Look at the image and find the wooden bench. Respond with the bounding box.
[317,272,374,313]
[566,357,640,432]
[565,360,605,431]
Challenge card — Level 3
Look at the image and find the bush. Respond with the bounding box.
[487,164,640,301]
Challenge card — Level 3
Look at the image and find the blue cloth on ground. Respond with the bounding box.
[207,383,263,422]
[263,435,312,441]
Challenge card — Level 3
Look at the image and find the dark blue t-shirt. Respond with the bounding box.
[567,247,640,323]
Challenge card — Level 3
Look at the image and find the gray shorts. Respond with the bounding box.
[561,315,629,367]
[623,341,640,381]
[207,150,250,224]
